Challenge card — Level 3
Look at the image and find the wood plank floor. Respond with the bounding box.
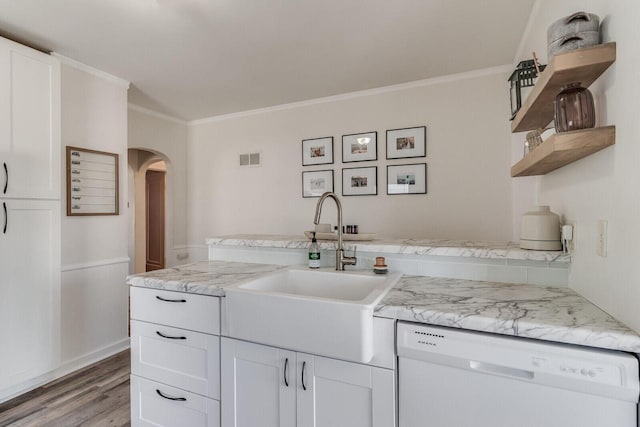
[0,350,131,427]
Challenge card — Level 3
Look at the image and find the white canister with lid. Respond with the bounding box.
[520,206,562,251]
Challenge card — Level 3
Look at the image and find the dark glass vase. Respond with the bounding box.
[554,82,596,132]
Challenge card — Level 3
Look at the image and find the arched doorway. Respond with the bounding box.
[128,149,171,274]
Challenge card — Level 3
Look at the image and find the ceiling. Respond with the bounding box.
[0,0,534,120]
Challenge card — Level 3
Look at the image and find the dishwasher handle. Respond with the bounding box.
[470,360,534,380]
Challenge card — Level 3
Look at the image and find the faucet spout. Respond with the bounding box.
[313,192,355,271]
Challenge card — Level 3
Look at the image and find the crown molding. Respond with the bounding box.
[188,64,512,126]
[128,103,187,125]
[52,53,130,89]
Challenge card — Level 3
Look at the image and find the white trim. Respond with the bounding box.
[52,53,130,89]
[128,103,187,125]
[514,0,542,64]
[56,338,130,379]
[62,257,130,272]
[188,64,512,125]
[0,338,130,404]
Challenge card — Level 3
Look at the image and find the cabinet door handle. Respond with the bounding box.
[2,202,6,234]
[155,295,187,303]
[301,361,307,391]
[156,389,187,401]
[156,331,187,340]
[2,163,7,194]
[284,358,289,387]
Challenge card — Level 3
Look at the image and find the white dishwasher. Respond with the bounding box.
[397,322,639,427]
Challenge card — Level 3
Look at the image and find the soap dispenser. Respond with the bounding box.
[309,232,320,268]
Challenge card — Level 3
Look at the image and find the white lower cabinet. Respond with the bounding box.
[130,288,221,427]
[0,199,60,394]
[131,320,220,400]
[221,338,395,427]
[131,375,220,427]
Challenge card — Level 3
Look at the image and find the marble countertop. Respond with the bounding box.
[127,260,639,353]
[206,234,571,263]
[126,261,286,296]
[376,276,640,353]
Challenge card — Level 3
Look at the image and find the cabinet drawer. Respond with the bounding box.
[131,320,220,399]
[131,375,220,427]
[130,287,220,335]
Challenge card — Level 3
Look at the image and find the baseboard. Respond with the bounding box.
[0,338,130,404]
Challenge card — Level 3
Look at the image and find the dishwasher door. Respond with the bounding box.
[397,322,639,427]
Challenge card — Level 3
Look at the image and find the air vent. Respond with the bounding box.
[239,152,261,167]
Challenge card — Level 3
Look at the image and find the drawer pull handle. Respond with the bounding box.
[284,358,289,387]
[156,295,187,303]
[3,163,7,194]
[3,202,6,234]
[301,361,307,391]
[156,389,187,401]
[156,331,187,340]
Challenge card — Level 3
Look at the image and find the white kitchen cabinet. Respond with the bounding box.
[130,288,222,427]
[221,338,395,427]
[0,199,60,392]
[297,353,395,427]
[221,337,296,427]
[131,375,220,427]
[131,320,220,400]
[0,36,60,200]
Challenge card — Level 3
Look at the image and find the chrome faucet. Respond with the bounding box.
[313,192,357,271]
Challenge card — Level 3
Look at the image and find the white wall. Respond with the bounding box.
[513,0,640,332]
[59,63,130,367]
[128,106,189,267]
[187,69,514,244]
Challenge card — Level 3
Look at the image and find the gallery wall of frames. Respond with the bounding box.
[301,126,427,198]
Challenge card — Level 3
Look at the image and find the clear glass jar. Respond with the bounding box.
[553,82,595,132]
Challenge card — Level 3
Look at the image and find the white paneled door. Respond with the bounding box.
[221,338,296,427]
[0,199,60,392]
[0,36,60,200]
[297,353,396,427]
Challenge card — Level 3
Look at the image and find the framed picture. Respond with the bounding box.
[302,136,333,166]
[66,146,119,215]
[342,166,377,196]
[342,131,377,163]
[302,169,334,198]
[386,126,426,159]
[387,163,427,195]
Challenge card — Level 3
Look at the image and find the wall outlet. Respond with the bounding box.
[596,220,607,257]
[564,220,576,253]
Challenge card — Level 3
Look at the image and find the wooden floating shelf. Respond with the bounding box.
[511,126,615,177]
[511,43,616,133]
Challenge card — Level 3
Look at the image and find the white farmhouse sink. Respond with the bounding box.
[225,267,402,363]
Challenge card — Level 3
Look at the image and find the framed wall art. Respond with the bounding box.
[386,126,426,159]
[66,146,119,215]
[342,166,377,196]
[387,163,427,195]
[342,131,377,163]
[302,169,334,198]
[302,136,333,166]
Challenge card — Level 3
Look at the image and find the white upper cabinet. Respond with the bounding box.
[0,36,60,200]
